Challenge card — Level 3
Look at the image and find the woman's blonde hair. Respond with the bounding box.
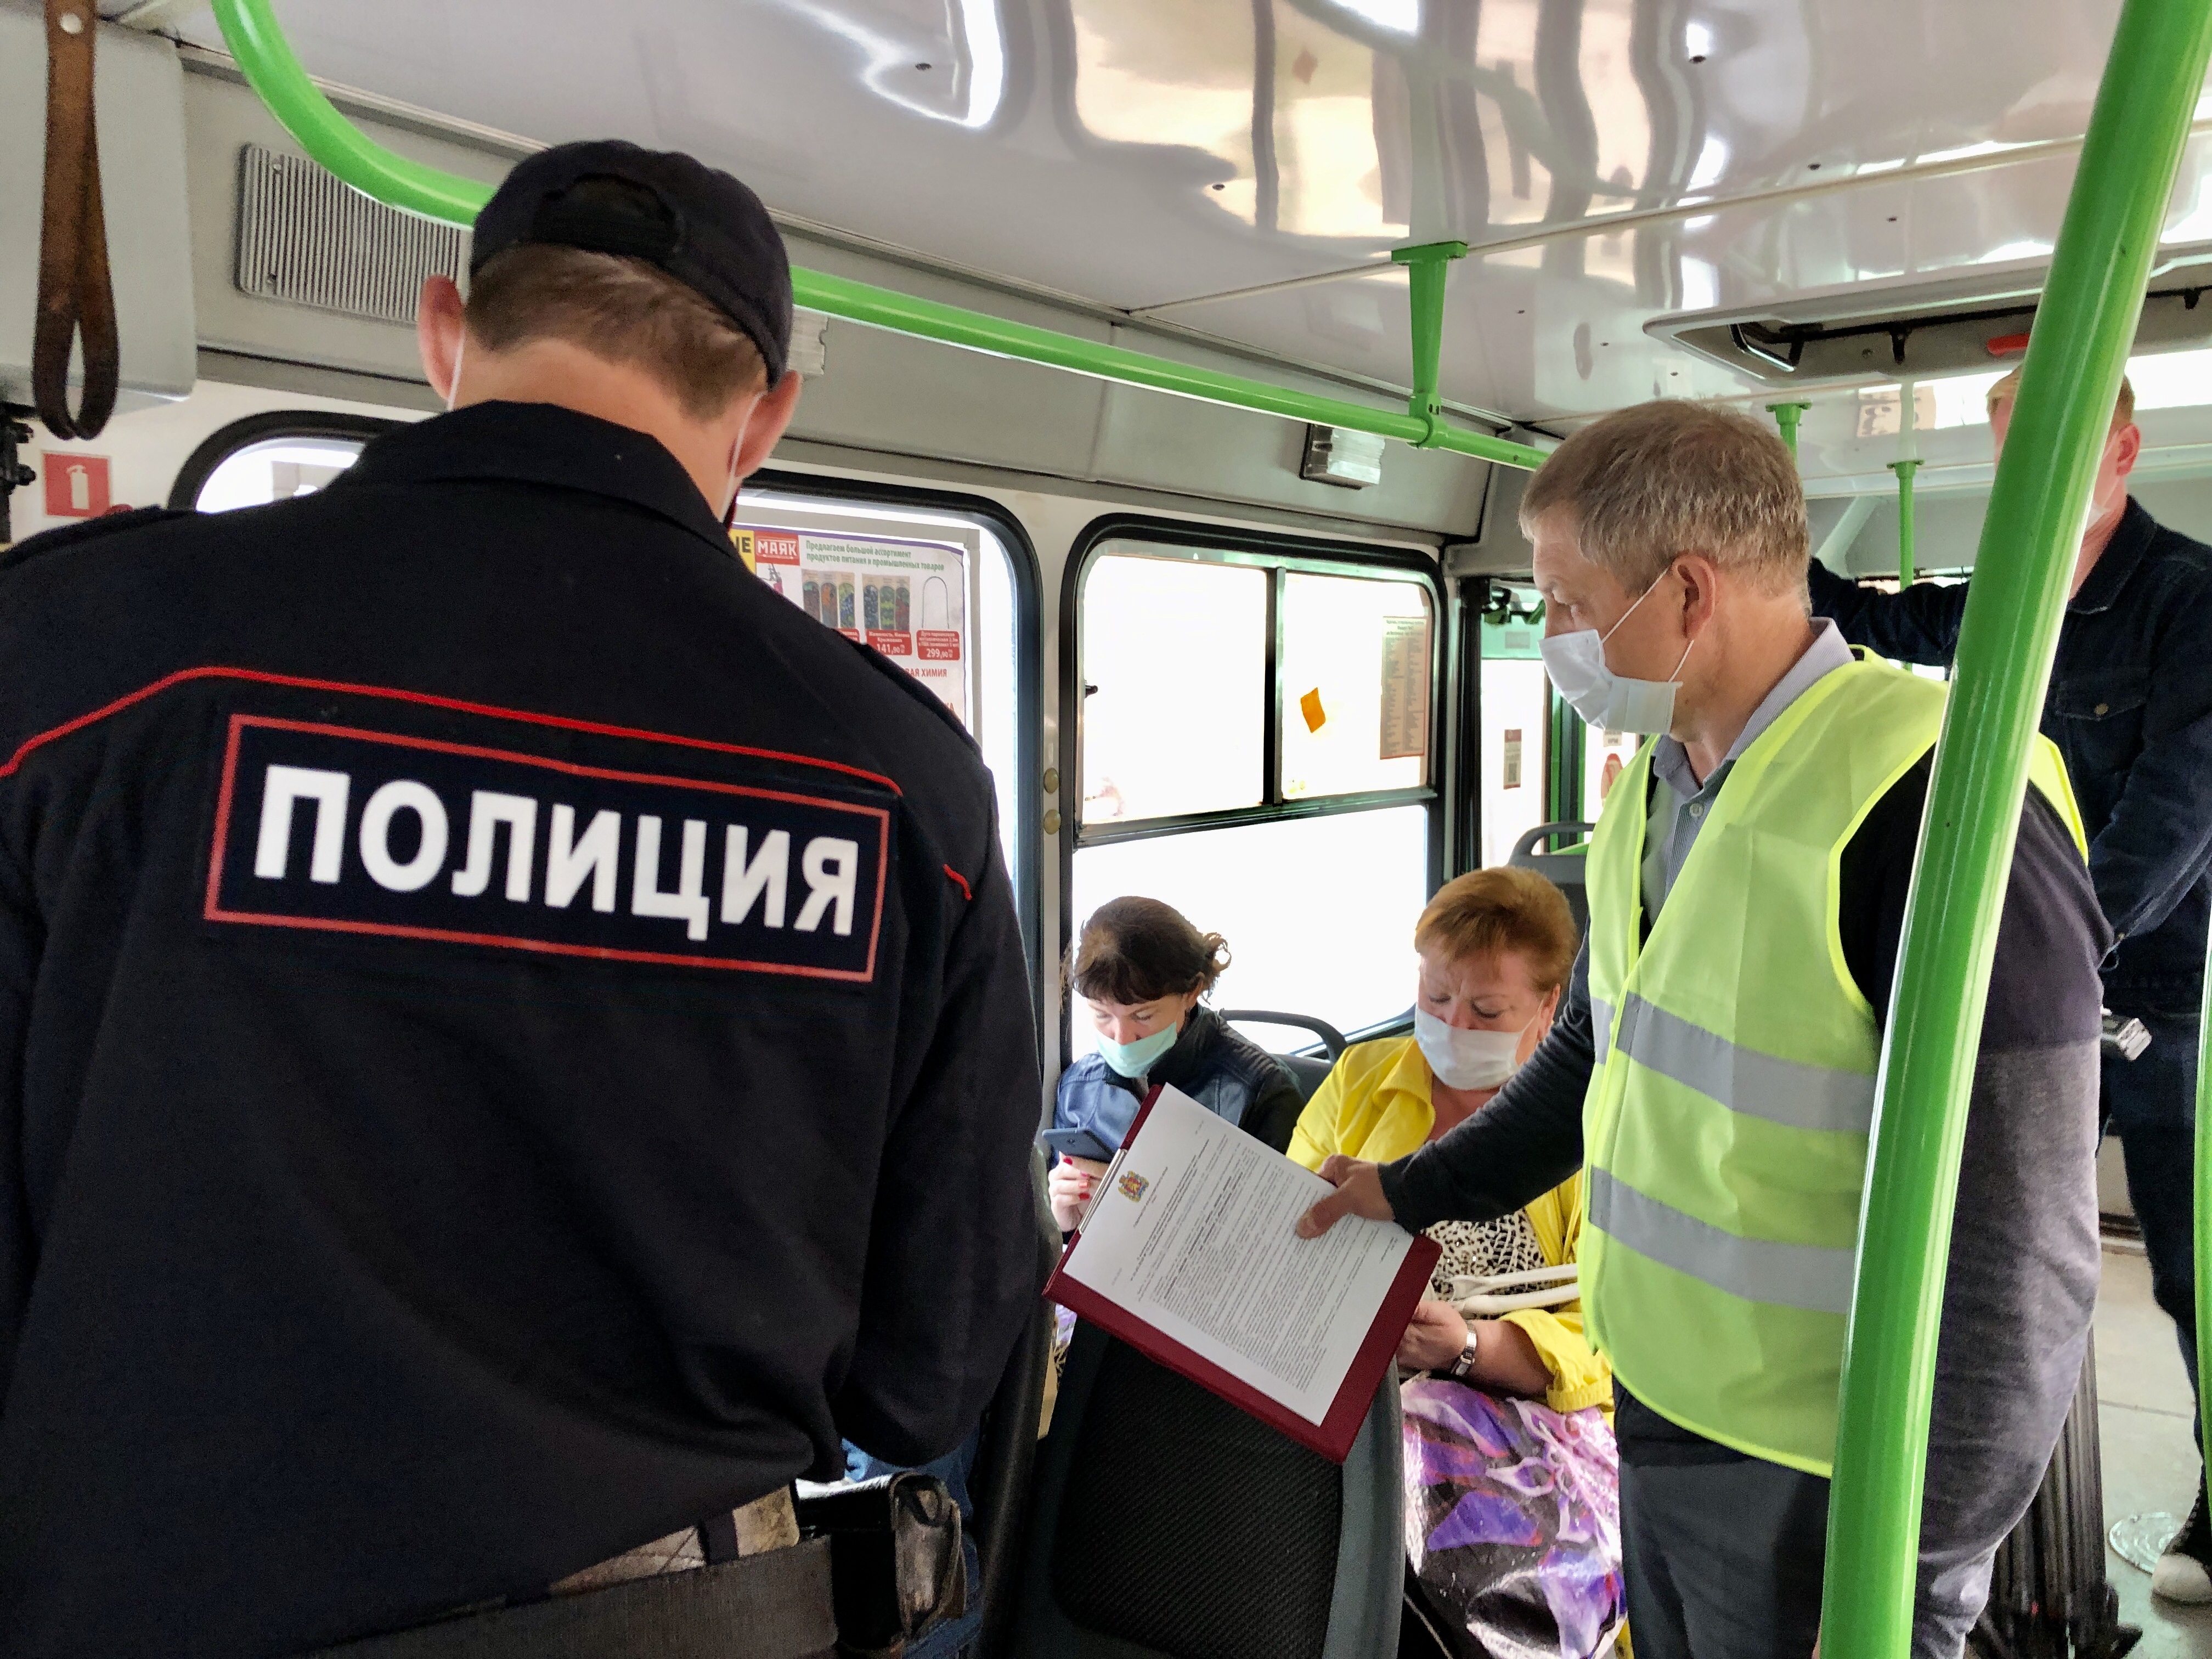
[1414,867,1578,994]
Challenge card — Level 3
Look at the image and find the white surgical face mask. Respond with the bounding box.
[1538,573,1696,735]
[1414,1007,1527,1091]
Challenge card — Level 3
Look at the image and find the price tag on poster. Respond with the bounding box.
[735,520,970,727]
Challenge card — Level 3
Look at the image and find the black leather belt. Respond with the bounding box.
[304,1536,836,1659]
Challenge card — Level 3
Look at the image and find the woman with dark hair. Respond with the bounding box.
[1047,897,1304,1231]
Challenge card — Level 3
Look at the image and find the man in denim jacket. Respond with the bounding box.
[1810,368,2212,1598]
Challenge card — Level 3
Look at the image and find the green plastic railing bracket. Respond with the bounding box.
[1767,400,1812,456]
[1820,1,2212,1654]
[209,0,1547,472]
[1888,458,1922,586]
[1392,240,1470,447]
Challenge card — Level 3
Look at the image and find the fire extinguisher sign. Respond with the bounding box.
[41,453,110,519]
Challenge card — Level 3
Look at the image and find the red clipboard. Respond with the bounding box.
[1042,1085,1441,1464]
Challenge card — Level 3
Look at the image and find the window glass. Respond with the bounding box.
[1583,726,1641,819]
[1480,658,1551,866]
[1081,552,1266,825]
[195,436,365,512]
[734,492,1025,895]
[1069,804,1427,1047]
[1278,573,1432,800]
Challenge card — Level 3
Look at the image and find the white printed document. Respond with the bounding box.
[1047,1084,1437,1453]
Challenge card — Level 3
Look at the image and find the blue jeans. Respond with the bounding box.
[2104,1005,2201,1423]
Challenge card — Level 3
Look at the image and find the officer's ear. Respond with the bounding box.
[417,275,469,404]
[731,371,804,481]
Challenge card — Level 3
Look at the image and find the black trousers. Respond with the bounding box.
[1620,1454,1830,1659]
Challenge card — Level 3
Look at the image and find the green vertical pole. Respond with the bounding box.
[1821,3,2212,1656]
[1768,400,1812,456]
[1890,459,1922,586]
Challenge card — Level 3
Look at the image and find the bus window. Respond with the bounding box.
[1477,611,1550,867]
[1071,528,1440,1048]
[736,486,1033,932]
[172,414,399,513]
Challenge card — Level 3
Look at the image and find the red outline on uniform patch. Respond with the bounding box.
[0,667,901,794]
[942,864,972,900]
[206,715,890,983]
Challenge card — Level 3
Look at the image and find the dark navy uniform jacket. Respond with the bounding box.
[0,403,1042,1658]
[1810,499,2212,1019]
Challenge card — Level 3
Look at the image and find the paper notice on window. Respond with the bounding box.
[1059,1085,1419,1425]
[1379,614,1431,760]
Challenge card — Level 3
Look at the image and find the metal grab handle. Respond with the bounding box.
[1218,1009,1347,1060]
[1510,821,1595,861]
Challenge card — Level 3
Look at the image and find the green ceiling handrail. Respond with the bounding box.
[1819,0,2212,1653]
[209,0,1548,472]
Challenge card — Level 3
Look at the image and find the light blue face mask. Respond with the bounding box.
[1095,1019,1181,1079]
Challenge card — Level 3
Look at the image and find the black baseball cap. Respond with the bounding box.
[471,139,794,385]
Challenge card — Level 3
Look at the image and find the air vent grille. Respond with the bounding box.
[235,144,468,325]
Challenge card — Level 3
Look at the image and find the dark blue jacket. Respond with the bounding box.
[1809,497,2212,1016]
[1054,1005,1304,1155]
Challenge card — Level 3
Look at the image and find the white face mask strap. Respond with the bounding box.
[1599,567,1668,646]
[443,330,466,413]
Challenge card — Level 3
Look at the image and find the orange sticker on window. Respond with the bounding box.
[1300,688,1327,732]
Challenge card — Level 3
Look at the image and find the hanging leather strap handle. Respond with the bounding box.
[34,0,118,442]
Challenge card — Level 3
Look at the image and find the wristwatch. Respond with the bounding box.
[1446,1324,1479,1380]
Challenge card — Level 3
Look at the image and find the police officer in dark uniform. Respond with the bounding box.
[0,143,1042,1658]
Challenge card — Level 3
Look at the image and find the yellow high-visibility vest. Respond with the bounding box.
[1581,656,2084,1474]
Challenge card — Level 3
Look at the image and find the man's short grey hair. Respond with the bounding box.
[1517,400,1810,598]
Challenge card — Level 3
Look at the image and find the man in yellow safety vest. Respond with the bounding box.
[1302,399,2111,1658]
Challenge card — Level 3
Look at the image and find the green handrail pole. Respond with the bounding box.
[208,0,1547,472]
[1768,400,1812,456]
[1889,458,1922,586]
[2199,919,2212,1479]
[1820,3,2212,1655]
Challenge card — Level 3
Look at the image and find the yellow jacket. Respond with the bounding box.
[1288,1035,1612,1417]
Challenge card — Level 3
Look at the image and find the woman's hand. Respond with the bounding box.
[1397,1297,1470,1372]
[1047,1155,1110,1232]
[1296,1156,1395,1238]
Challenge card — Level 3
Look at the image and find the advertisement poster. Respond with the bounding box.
[736,524,969,726]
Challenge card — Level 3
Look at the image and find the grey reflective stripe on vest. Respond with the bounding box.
[1592,997,1613,1064]
[1588,1167,1858,1316]
[1613,992,1875,1135]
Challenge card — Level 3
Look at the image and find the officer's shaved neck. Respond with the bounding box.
[416,273,802,518]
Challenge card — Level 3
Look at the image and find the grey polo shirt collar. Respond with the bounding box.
[1640,618,1857,919]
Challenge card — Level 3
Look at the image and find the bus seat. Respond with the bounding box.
[1005,1321,1402,1659]
[1508,822,1595,935]
[1218,1010,1347,1106]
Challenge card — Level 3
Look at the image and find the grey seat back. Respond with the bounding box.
[1006,1322,1401,1659]
[1508,821,1596,935]
[1217,1010,1347,1107]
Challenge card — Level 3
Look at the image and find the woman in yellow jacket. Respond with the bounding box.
[1290,866,1623,1657]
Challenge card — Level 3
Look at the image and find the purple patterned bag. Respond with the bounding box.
[1402,1378,1625,1659]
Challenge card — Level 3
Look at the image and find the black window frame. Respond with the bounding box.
[1059,513,1455,1062]
[167,411,403,510]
